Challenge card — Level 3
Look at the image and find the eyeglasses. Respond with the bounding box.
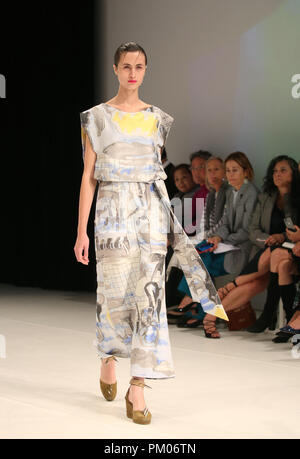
[189,165,205,171]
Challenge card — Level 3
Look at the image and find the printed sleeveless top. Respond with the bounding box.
[80,103,174,183]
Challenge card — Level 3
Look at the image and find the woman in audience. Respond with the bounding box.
[167,157,228,323]
[271,224,300,342]
[215,156,300,336]
[172,164,199,210]
[276,239,300,343]
[165,164,199,270]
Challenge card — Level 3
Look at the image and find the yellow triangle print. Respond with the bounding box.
[112,111,158,136]
[214,306,229,321]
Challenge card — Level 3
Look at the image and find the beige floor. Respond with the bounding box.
[0,283,300,439]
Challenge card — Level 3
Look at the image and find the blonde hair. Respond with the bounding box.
[205,156,225,189]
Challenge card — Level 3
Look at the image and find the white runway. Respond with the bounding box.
[0,283,300,439]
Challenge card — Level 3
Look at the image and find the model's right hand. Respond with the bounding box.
[74,233,90,265]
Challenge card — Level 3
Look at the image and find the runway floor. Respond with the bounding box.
[0,283,300,439]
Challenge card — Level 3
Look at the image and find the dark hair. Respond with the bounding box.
[161,146,167,161]
[263,155,300,207]
[114,42,147,67]
[190,150,212,162]
[172,163,193,180]
[225,151,254,181]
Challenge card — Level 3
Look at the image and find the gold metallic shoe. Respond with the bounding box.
[125,377,152,425]
[100,356,118,401]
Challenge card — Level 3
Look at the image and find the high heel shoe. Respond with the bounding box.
[167,302,197,322]
[125,377,152,425]
[100,355,118,401]
[203,317,220,338]
[177,307,205,328]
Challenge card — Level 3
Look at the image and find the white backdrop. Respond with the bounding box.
[95,0,300,188]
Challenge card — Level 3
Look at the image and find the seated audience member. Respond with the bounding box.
[185,150,212,235]
[165,164,199,272]
[168,157,228,323]
[166,155,209,294]
[270,218,300,342]
[275,241,300,343]
[174,151,258,335]
[203,157,229,239]
[171,163,199,221]
[161,146,178,200]
[215,156,300,336]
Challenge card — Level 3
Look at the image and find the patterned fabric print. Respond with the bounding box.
[80,103,227,380]
[80,104,168,183]
[94,180,174,378]
[156,180,228,320]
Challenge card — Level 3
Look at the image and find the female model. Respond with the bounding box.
[74,42,227,425]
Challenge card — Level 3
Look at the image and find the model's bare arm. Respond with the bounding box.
[74,135,97,265]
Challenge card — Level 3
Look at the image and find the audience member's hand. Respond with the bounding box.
[286,225,300,242]
[207,236,221,251]
[265,233,285,246]
[292,241,300,257]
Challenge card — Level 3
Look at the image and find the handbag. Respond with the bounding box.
[226,302,256,331]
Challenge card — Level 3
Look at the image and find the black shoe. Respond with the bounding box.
[246,314,271,333]
[272,333,291,343]
[247,273,280,333]
[176,310,203,328]
[273,325,300,343]
[167,302,197,323]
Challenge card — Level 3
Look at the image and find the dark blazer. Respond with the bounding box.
[249,191,299,258]
[213,181,259,275]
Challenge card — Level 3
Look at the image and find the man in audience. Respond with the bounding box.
[185,150,212,235]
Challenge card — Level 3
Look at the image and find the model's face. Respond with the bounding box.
[190,157,206,185]
[113,51,147,89]
[226,160,247,190]
[206,160,225,190]
[174,169,195,193]
[273,160,293,188]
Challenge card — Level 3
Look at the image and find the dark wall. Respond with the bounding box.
[0,2,99,291]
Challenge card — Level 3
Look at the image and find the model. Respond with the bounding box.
[74,42,228,425]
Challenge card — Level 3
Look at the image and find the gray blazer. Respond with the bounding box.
[249,191,299,258]
[213,181,259,274]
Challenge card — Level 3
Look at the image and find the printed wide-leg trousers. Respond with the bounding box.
[94,180,175,379]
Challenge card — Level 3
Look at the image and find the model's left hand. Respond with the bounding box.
[286,225,300,242]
